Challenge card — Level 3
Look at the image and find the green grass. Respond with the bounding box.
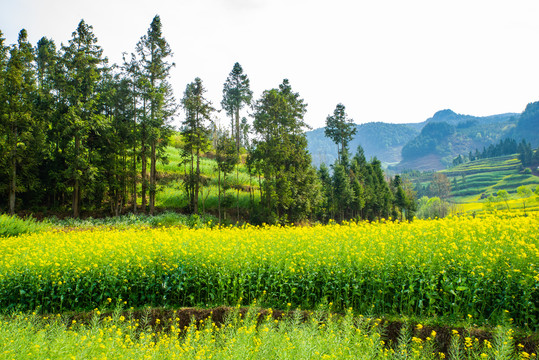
[151,146,259,213]
[45,211,217,229]
[0,214,47,237]
[0,306,534,360]
[157,147,253,185]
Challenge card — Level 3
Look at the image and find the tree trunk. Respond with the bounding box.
[9,124,17,215]
[218,169,221,225]
[149,140,156,215]
[189,147,195,213]
[73,133,80,218]
[195,146,200,214]
[141,121,147,214]
[132,81,137,213]
[235,108,240,153]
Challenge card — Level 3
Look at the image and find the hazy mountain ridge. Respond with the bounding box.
[307,122,419,167]
[306,104,539,171]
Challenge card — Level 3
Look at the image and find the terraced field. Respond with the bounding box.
[440,155,539,210]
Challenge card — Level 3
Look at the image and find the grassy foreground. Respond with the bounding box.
[1,307,536,360]
[1,212,537,329]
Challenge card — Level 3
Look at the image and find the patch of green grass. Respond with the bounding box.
[0,306,534,360]
[0,214,47,237]
[45,211,217,229]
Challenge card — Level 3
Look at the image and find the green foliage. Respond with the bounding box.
[180,77,213,214]
[250,79,321,223]
[0,29,42,214]
[416,196,451,219]
[0,309,533,360]
[221,62,252,151]
[324,103,357,162]
[518,139,534,166]
[0,214,45,237]
[516,185,533,212]
[332,162,354,221]
[44,211,217,229]
[496,189,511,210]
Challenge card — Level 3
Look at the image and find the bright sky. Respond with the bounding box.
[2,0,539,130]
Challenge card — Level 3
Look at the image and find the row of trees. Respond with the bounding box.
[452,138,538,166]
[319,105,416,222]
[0,17,175,217]
[0,17,415,223]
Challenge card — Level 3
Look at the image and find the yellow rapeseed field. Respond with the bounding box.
[0,212,537,327]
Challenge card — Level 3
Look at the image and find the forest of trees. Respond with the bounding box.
[0,17,415,224]
[451,138,539,167]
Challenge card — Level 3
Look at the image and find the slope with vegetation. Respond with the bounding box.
[396,110,520,170]
[307,122,419,167]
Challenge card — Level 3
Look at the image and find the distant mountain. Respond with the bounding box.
[511,101,539,147]
[395,110,518,171]
[306,122,419,167]
[306,104,539,172]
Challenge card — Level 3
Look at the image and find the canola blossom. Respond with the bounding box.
[0,213,537,327]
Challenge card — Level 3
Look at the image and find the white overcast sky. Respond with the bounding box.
[1,0,539,130]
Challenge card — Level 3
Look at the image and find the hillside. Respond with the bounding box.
[440,154,539,201]
[153,146,256,221]
[306,108,521,170]
[511,101,539,147]
[307,122,419,167]
[396,104,539,171]
[395,110,519,171]
[403,153,539,213]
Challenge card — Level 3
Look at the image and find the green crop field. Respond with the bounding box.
[439,155,539,212]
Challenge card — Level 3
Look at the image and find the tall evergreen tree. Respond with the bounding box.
[324,103,357,163]
[1,30,38,214]
[250,79,320,223]
[181,77,213,214]
[332,162,354,221]
[136,15,175,215]
[122,52,142,213]
[0,31,10,210]
[58,20,107,217]
[221,62,252,153]
[35,37,65,208]
[317,163,334,221]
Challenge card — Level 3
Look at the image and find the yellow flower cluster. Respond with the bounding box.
[0,213,537,326]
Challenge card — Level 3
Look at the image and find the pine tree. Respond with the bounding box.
[122,52,142,213]
[317,163,334,221]
[251,79,320,223]
[332,161,354,221]
[181,77,213,214]
[2,30,38,214]
[221,62,252,153]
[136,15,175,215]
[324,103,357,163]
[58,20,107,217]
